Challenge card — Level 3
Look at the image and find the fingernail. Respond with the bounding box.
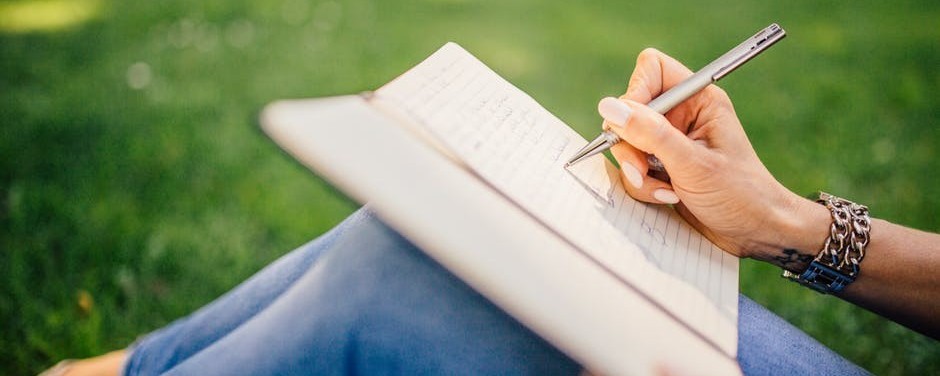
[621,163,643,189]
[598,97,632,129]
[653,189,679,204]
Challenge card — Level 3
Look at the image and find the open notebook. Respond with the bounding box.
[261,43,740,375]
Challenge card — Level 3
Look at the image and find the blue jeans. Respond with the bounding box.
[122,208,869,375]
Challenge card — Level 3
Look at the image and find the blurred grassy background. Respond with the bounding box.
[1,0,937,374]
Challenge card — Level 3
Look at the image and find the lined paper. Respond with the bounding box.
[375,43,738,356]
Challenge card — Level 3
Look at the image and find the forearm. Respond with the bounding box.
[838,220,940,338]
[755,196,940,339]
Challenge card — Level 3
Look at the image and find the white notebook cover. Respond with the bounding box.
[260,93,741,375]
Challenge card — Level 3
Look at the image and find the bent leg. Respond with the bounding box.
[737,295,870,375]
[124,209,372,375]
[160,211,581,375]
[125,206,869,375]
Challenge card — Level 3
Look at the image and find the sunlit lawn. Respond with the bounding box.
[2,1,938,374]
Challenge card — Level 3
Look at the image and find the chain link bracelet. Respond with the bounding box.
[782,192,872,294]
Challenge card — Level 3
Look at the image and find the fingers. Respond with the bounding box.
[599,97,689,204]
[600,97,697,169]
[610,140,680,204]
[624,48,695,104]
[624,48,708,135]
[602,49,725,205]
[608,135,647,189]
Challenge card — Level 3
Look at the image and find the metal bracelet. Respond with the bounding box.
[783,192,871,293]
[817,192,871,277]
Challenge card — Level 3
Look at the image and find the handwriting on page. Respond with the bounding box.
[375,43,738,355]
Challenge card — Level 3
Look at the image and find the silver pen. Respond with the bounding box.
[565,23,786,169]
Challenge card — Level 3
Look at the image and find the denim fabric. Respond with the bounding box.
[124,208,868,375]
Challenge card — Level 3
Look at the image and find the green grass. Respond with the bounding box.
[2,0,937,374]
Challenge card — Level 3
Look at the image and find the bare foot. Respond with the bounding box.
[40,350,127,376]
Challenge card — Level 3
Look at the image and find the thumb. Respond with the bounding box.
[598,97,696,170]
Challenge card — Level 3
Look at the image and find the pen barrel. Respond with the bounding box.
[646,72,714,114]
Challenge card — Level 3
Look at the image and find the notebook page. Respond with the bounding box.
[375,42,738,355]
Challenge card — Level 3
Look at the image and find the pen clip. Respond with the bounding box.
[712,23,786,81]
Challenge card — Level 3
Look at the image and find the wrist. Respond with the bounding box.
[750,191,831,272]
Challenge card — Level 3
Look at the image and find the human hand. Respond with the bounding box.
[599,48,827,261]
